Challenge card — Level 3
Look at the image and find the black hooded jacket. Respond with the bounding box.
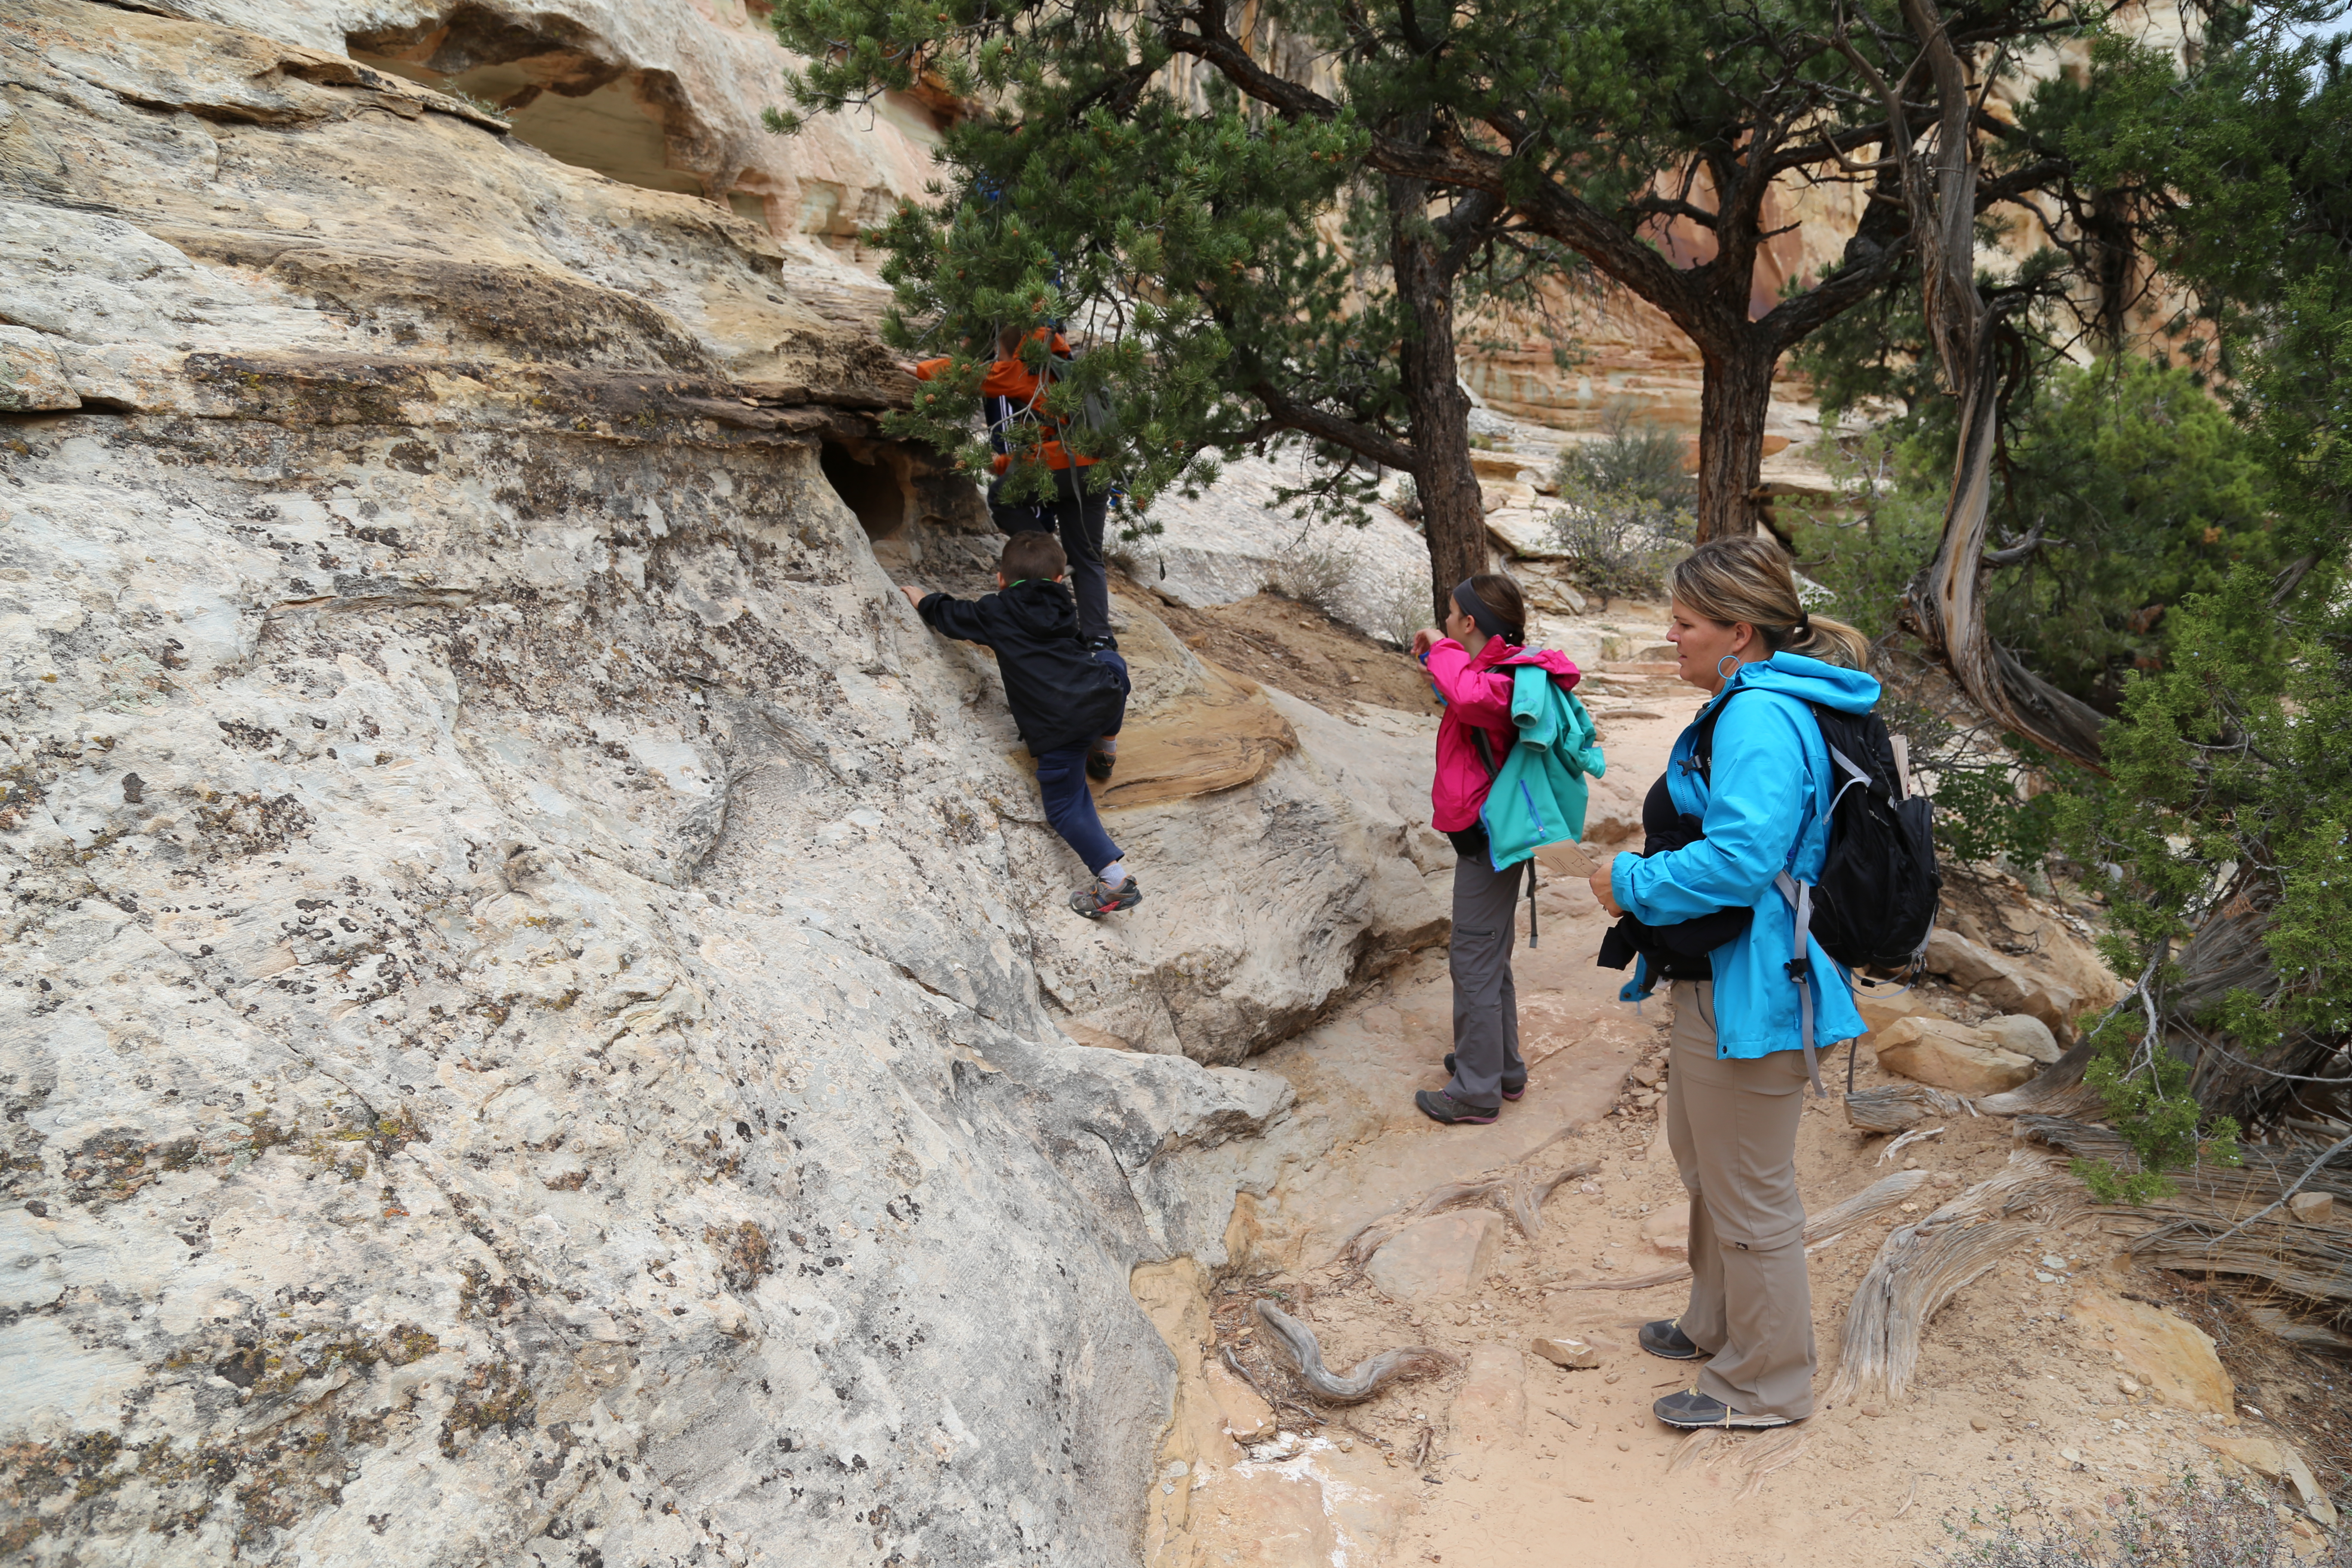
[917,579,1125,756]
[1596,773,1754,979]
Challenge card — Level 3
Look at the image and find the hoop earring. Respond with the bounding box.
[1716,653,1741,682]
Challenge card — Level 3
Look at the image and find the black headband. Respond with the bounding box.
[1795,609,1812,636]
[1452,580,1516,643]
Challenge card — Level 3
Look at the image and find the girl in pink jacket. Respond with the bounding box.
[1411,574,1582,1124]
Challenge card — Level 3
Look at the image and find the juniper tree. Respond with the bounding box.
[2052,5,2351,1153]
[767,0,2122,603]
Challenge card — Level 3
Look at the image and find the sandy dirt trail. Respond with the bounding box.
[1140,659,2285,1568]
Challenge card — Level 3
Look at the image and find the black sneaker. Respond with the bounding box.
[1086,747,1117,781]
[1069,876,1142,919]
[1414,1088,1500,1125]
[1639,1318,1702,1360]
[1653,1388,1795,1430]
[1444,1052,1526,1101]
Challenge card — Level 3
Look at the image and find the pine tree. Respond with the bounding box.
[2052,6,2351,1162]
[766,0,2124,594]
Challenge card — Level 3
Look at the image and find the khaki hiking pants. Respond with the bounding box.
[1666,979,1816,1421]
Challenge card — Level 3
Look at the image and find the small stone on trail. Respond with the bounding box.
[1531,1336,1600,1370]
[1604,1372,1620,1384]
[1932,1171,1960,1187]
[2118,1378,2142,1396]
[2040,1255,2068,1271]
[2286,1191,2334,1225]
[1616,1440,1632,1452]
[1970,1417,1990,1432]
[1860,1404,1886,1418]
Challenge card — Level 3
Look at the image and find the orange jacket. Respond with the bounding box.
[913,330,1098,472]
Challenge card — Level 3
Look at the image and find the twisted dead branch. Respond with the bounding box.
[1336,1124,1596,1269]
[2021,1116,2352,1318]
[1847,1082,1969,1133]
[1548,1169,1933,1292]
[1252,1301,1458,1404]
[1977,1037,2107,1119]
[1825,1150,2087,1409]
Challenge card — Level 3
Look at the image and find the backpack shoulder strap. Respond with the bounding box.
[1684,689,1739,782]
[1470,724,1501,779]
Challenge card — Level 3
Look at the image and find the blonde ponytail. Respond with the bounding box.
[1669,535,1869,669]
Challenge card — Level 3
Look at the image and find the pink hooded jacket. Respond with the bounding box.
[1422,639,1583,833]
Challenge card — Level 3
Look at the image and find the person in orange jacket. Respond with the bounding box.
[903,326,1116,649]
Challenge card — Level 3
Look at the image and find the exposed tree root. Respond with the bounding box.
[1825,1150,2086,1409]
[2021,1116,2352,1317]
[1978,1038,2107,1118]
[1667,1428,1720,1473]
[1664,1425,1810,1498]
[1252,1301,1458,1404]
[1736,1429,1811,1500]
[1846,1083,1969,1133]
[1547,1169,1933,1292]
[1336,1124,1596,1269]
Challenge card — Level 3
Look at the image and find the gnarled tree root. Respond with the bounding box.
[1547,1168,1934,1292]
[1978,1038,2106,1118]
[1825,1150,2085,1409]
[2021,1115,2352,1317]
[1253,1301,1458,1404]
[1336,1124,1596,1270]
[1847,1083,1969,1133]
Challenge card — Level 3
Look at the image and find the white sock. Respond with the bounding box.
[1098,860,1128,888]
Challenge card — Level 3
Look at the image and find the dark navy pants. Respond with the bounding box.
[1051,466,1113,646]
[1033,650,1129,876]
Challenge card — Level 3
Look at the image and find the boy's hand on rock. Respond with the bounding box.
[900,584,928,609]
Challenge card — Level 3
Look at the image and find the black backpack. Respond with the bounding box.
[1692,692,1941,975]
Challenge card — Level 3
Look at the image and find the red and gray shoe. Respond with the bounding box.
[1414,1088,1500,1125]
[1069,876,1143,919]
[1444,1053,1526,1101]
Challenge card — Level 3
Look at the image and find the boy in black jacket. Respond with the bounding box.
[902,532,1142,918]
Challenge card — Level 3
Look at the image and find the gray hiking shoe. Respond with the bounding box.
[1639,1318,1703,1360]
[1653,1388,1797,1430]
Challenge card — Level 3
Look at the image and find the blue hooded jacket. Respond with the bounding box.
[1609,653,1879,1060]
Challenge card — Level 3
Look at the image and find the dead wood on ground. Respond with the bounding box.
[1825,1149,2087,1408]
[1252,1300,1458,1404]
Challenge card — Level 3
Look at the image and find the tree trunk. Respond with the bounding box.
[1894,347,2110,766]
[1694,340,1778,543]
[1389,175,1486,626]
[1863,0,2109,767]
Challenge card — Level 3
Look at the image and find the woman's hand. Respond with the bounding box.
[1410,627,1441,658]
[1588,859,1624,916]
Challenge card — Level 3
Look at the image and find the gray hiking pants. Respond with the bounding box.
[1666,979,1817,1421]
[1443,847,1526,1109]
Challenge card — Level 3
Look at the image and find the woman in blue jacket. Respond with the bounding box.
[1588,535,1875,1430]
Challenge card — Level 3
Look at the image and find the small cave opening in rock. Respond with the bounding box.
[349,9,711,200]
[820,441,909,540]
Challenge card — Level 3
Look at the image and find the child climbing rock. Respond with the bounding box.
[901,532,1142,919]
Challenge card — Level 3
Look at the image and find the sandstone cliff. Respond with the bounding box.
[0,4,1449,1560]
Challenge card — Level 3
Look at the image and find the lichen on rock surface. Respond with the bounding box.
[0,2,1449,1560]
